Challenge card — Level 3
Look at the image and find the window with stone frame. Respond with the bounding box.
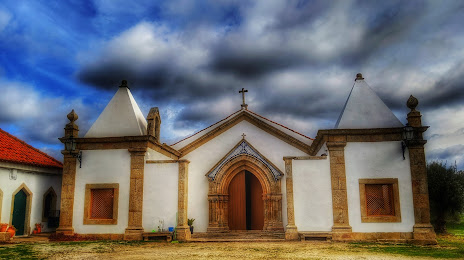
[84,183,119,225]
[359,178,401,223]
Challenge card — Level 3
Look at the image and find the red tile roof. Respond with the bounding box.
[0,128,63,169]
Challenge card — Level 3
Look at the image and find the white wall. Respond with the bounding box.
[293,159,333,231]
[143,161,178,231]
[73,149,131,234]
[344,142,415,232]
[183,120,308,232]
[0,166,62,233]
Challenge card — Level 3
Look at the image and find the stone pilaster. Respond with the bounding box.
[327,141,352,237]
[56,110,79,235]
[124,147,147,241]
[406,95,436,244]
[284,157,298,240]
[177,160,191,241]
[56,152,77,235]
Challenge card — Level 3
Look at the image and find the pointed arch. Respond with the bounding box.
[42,187,57,222]
[10,183,33,235]
[207,155,283,232]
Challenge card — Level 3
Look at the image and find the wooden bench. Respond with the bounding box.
[142,232,173,242]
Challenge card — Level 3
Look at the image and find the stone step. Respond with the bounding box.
[299,232,332,241]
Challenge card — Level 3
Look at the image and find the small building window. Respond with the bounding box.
[84,184,119,225]
[42,187,57,222]
[359,178,401,223]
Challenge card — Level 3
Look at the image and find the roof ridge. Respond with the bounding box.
[0,128,63,168]
[170,109,242,146]
[246,110,314,140]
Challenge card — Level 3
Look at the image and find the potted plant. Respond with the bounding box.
[7,225,16,238]
[35,223,43,234]
[0,223,8,232]
[188,218,195,234]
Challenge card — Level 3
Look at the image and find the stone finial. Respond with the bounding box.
[120,80,128,88]
[147,107,161,143]
[65,109,79,138]
[355,73,364,81]
[67,109,78,123]
[407,95,419,111]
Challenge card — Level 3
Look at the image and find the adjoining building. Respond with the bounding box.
[56,74,436,244]
[0,129,62,236]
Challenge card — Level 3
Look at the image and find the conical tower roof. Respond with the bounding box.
[335,73,403,129]
[84,81,147,137]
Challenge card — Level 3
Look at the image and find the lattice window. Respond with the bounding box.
[359,178,401,223]
[84,183,119,225]
[90,189,114,219]
[365,184,394,216]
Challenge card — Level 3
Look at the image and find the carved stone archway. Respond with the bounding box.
[207,154,283,232]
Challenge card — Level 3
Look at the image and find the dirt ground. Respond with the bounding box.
[1,240,444,260]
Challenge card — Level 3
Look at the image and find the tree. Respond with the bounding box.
[427,161,464,233]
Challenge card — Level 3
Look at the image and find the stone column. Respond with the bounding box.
[406,96,436,244]
[177,160,191,241]
[56,110,79,235]
[327,141,352,237]
[284,157,298,240]
[124,147,147,241]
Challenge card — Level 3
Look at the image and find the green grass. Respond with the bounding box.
[447,222,464,236]
[0,245,39,260]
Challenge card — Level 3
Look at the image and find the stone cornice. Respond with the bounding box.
[309,127,406,156]
[60,135,180,159]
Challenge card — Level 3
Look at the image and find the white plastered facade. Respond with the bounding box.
[0,163,62,233]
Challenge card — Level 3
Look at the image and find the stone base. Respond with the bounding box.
[285,226,299,240]
[124,228,144,241]
[56,227,74,235]
[207,226,229,233]
[413,224,437,245]
[0,232,11,242]
[177,226,191,241]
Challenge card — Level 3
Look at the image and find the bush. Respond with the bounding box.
[427,161,464,233]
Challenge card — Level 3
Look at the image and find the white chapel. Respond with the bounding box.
[55,73,437,244]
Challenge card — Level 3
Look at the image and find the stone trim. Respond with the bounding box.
[0,162,62,175]
[61,135,180,159]
[284,158,298,240]
[124,148,147,240]
[83,183,119,225]
[177,160,191,241]
[10,183,33,235]
[309,128,404,156]
[42,187,57,222]
[56,152,78,235]
[146,160,188,164]
[359,178,401,223]
[331,231,414,242]
[327,141,352,233]
[284,156,327,160]
[178,111,312,156]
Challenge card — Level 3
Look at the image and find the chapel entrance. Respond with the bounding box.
[228,170,264,230]
[12,189,27,235]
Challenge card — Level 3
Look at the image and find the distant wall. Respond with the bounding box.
[0,164,62,233]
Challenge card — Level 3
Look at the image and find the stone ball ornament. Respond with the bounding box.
[407,95,418,111]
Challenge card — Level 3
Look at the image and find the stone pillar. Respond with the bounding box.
[177,160,191,241]
[124,147,147,241]
[327,141,352,237]
[56,110,79,235]
[284,157,298,240]
[406,95,436,244]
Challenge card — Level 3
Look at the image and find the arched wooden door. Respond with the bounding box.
[12,189,27,235]
[228,171,264,230]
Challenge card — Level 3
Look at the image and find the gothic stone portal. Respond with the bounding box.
[207,155,283,232]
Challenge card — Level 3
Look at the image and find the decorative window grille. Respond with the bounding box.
[365,184,394,216]
[90,188,114,219]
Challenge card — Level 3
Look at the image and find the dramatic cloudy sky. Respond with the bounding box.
[0,0,463,168]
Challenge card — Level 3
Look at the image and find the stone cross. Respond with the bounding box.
[241,133,246,139]
[239,88,248,106]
